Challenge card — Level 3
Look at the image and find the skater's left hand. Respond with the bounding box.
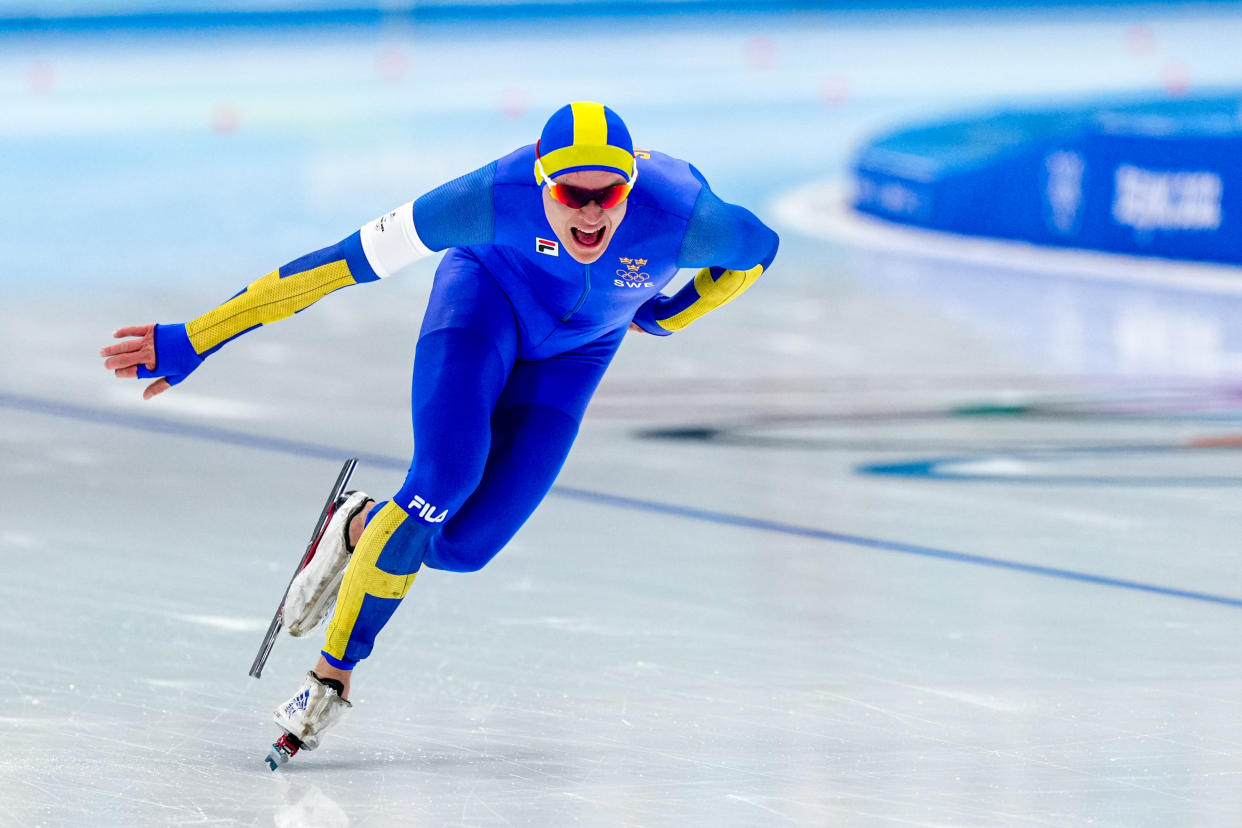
[100,325,171,400]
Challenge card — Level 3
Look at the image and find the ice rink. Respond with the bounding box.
[4,4,1242,826]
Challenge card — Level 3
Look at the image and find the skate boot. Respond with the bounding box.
[283,491,372,637]
[267,671,352,770]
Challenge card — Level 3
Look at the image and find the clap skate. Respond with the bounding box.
[266,671,352,770]
[248,458,360,679]
[283,490,372,636]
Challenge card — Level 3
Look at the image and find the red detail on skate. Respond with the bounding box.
[275,732,301,757]
[298,503,337,572]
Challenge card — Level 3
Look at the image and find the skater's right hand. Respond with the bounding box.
[100,323,203,399]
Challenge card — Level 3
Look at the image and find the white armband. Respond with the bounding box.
[358,201,434,279]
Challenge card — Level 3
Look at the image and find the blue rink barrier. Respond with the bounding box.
[852,94,1242,266]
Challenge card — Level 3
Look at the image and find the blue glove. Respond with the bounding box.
[630,296,674,336]
[135,323,204,386]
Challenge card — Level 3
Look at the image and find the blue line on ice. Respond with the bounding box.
[7,389,1242,611]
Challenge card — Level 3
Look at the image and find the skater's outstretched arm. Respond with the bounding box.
[101,162,501,398]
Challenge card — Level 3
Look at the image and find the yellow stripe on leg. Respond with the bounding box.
[323,502,418,661]
[186,260,356,354]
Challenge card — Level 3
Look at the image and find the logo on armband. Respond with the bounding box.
[375,212,397,233]
[615,256,654,288]
[536,237,559,256]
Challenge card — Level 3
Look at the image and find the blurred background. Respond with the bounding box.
[5,1,1242,825]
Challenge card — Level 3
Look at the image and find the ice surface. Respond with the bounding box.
[4,6,1242,827]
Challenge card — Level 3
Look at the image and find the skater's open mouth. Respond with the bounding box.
[571,226,605,247]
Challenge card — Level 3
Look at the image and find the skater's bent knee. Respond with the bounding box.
[367,503,433,575]
[421,537,498,573]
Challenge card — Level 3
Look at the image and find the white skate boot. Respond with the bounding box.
[267,671,352,770]
[283,491,371,637]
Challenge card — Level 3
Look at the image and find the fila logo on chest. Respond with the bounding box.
[536,237,559,256]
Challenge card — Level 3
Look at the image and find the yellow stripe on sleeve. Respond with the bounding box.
[323,502,419,661]
[185,259,356,354]
[658,264,765,332]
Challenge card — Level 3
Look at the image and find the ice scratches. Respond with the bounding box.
[143,678,198,689]
[496,615,627,635]
[175,613,267,633]
[907,685,1026,714]
[854,670,1030,715]
[725,793,799,822]
[814,689,947,729]
[462,790,511,825]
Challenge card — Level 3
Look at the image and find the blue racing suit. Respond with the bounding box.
[141,144,778,668]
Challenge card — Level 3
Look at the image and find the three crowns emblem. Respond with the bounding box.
[617,257,650,282]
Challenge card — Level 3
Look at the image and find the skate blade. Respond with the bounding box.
[266,743,288,771]
[266,738,297,771]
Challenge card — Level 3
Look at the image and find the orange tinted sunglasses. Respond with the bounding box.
[536,150,637,210]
